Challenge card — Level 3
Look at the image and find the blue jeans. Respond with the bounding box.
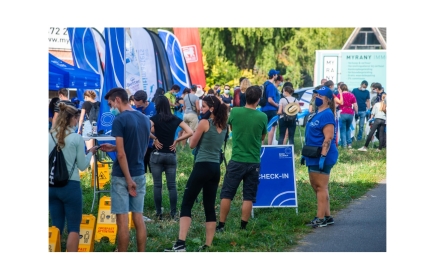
[150,151,178,216]
[340,113,354,147]
[49,180,82,233]
[356,111,367,140]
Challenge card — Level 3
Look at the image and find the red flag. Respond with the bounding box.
[173,28,206,89]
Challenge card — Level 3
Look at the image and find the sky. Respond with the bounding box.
[2,0,434,279]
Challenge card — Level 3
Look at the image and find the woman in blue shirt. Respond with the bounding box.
[302,86,338,228]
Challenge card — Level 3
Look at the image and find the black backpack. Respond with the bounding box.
[49,133,76,187]
[87,101,100,123]
[258,82,271,107]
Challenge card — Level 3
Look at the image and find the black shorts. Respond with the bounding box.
[264,110,278,127]
[144,147,153,173]
[220,160,261,202]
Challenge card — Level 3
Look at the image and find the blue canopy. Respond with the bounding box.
[49,71,65,90]
[49,53,101,89]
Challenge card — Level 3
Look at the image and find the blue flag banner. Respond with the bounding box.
[49,53,100,90]
[129,28,157,99]
[67,28,105,101]
[97,28,125,161]
[98,28,125,133]
[147,29,173,92]
[253,145,298,208]
[158,29,191,95]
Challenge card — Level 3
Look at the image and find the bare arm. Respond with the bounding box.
[321,124,334,156]
[77,109,86,134]
[366,99,370,110]
[170,121,193,151]
[334,93,343,106]
[115,136,136,196]
[277,102,283,115]
[189,119,208,149]
[52,112,59,127]
[353,102,358,114]
[268,96,279,108]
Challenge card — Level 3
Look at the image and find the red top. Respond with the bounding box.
[339,92,357,115]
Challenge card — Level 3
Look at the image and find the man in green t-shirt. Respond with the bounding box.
[164,85,181,113]
[216,85,268,232]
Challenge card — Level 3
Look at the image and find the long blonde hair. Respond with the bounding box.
[240,78,251,93]
[50,103,80,150]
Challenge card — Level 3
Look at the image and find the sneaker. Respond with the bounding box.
[198,244,210,251]
[171,215,179,222]
[156,214,163,221]
[324,216,334,225]
[164,243,186,252]
[358,146,368,152]
[309,217,327,228]
[216,226,225,233]
[143,216,153,222]
[347,145,352,149]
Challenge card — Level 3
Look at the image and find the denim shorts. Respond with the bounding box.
[307,164,334,175]
[220,160,261,202]
[83,120,92,136]
[110,175,146,214]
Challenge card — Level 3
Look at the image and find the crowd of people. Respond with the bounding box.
[48,69,386,251]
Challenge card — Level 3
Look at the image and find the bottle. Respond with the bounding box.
[92,121,97,136]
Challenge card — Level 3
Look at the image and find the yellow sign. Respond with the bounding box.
[91,162,110,188]
[78,215,96,252]
[48,226,61,252]
[95,196,117,243]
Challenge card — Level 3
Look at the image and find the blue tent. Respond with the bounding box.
[48,53,101,90]
[49,71,65,90]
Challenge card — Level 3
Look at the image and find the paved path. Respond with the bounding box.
[291,179,386,252]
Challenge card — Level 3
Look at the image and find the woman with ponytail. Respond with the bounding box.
[165,95,228,252]
[49,103,99,252]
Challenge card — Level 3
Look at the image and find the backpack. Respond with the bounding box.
[281,97,297,122]
[87,101,100,123]
[259,82,271,107]
[49,134,76,187]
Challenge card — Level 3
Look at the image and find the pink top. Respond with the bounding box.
[339,91,357,115]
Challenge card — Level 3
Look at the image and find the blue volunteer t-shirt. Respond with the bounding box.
[261,81,278,112]
[133,102,156,148]
[305,108,338,166]
[111,110,151,177]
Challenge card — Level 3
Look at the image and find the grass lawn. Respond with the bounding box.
[50,126,386,252]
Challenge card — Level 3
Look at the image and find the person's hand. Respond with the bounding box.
[319,155,326,171]
[169,140,177,152]
[87,145,99,155]
[127,178,137,197]
[300,156,305,166]
[77,128,82,135]
[154,139,163,150]
[99,143,116,152]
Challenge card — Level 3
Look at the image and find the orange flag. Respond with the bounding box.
[173,28,206,89]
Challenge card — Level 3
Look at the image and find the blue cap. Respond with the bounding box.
[313,86,333,99]
[268,69,280,76]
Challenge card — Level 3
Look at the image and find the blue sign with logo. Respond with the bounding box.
[253,145,298,208]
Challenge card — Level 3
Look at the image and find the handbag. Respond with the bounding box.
[301,145,322,158]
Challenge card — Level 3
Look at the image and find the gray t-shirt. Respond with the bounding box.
[183,93,199,114]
